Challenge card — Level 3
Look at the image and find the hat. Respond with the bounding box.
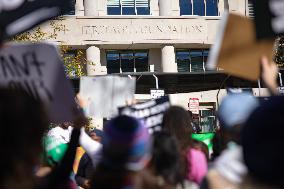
[241,96,284,186]
[218,93,259,129]
[102,115,151,171]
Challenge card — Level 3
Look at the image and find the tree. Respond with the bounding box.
[13,19,94,77]
[274,36,284,68]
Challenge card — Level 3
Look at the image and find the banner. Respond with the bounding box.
[119,96,170,133]
[0,43,80,123]
[252,0,284,39]
[0,0,74,41]
[80,76,136,118]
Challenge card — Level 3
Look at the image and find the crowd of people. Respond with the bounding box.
[0,54,283,189]
[0,58,281,189]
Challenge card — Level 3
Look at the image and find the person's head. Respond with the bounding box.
[162,106,193,151]
[218,93,258,144]
[91,115,151,189]
[241,96,284,188]
[192,139,209,161]
[146,131,183,188]
[60,122,71,129]
[0,88,48,188]
[88,128,104,143]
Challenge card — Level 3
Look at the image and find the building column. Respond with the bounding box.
[158,0,172,16]
[75,0,84,16]
[228,0,245,15]
[84,0,98,16]
[161,46,177,73]
[86,46,102,76]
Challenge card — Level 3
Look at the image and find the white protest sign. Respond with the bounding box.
[0,43,80,123]
[80,76,136,118]
[189,98,199,115]
[150,89,165,99]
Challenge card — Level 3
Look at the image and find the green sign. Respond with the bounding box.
[192,133,215,153]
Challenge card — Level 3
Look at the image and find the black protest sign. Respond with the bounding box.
[119,96,170,133]
[0,0,74,41]
[0,43,80,123]
[252,0,284,39]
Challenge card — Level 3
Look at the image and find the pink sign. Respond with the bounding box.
[189,98,199,114]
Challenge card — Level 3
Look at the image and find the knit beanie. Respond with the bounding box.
[102,115,151,171]
[241,96,284,186]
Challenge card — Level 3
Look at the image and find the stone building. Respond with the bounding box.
[42,0,256,130]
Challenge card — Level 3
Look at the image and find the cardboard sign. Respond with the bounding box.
[80,76,136,118]
[150,89,165,99]
[189,98,199,114]
[0,43,80,123]
[206,12,274,81]
[119,96,170,133]
[0,0,74,41]
[252,0,284,39]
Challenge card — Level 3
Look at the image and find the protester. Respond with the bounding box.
[90,115,151,189]
[192,140,209,161]
[141,131,198,189]
[200,93,259,189]
[47,122,73,144]
[0,88,87,189]
[162,106,208,185]
[240,96,284,189]
[76,129,104,189]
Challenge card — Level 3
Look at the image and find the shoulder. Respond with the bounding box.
[187,148,207,159]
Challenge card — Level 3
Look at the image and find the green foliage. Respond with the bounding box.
[13,19,93,77]
[275,36,284,68]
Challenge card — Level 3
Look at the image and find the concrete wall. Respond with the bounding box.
[41,17,220,47]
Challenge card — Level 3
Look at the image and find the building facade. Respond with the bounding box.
[41,0,256,130]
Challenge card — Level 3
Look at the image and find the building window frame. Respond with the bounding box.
[176,49,210,73]
[106,50,149,74]
[107,0,151,15]
[179,0,219,16]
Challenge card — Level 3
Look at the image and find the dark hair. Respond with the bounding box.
[192,139,209,161]
[161,106,193,178]
[0,88,48,189]
[162,106,193,150]
[151,131,183,187]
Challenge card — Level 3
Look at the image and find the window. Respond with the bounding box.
[107,0,150,15]
[176,49,209,72]
[179,0,218,16]
[106,51,120,74]
[247,0,254,18]
[65,0,75,15]
[176,51,190,72]
[106,50,149,74]
[180,0,192,15]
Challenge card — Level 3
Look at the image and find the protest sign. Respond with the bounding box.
[188,98,199,115]
[0,0,74,41]
[252,0,284,39]
[80,76,136,118]
[0,43,80,123]
[206,12,274,81]
[119,96,170,133]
